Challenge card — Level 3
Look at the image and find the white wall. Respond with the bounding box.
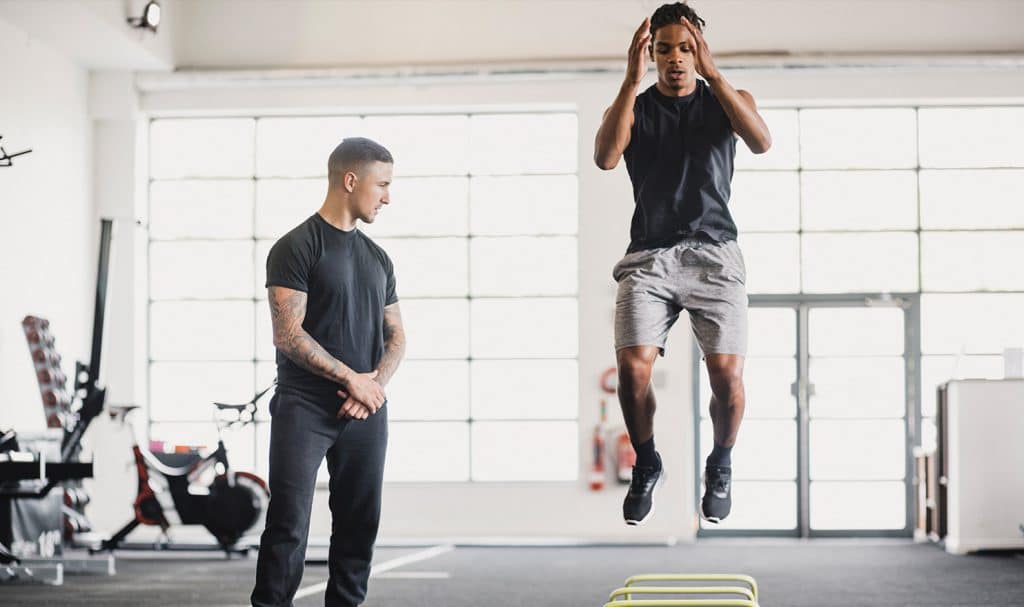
[0,16,94,433]
[133,62,1024,543]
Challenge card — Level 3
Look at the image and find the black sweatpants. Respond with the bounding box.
[251,390,388,607]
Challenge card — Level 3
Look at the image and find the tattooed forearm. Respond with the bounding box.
[374,304,406,387]
[268,287,353,385]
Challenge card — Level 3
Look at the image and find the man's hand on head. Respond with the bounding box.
[681,18,721,82]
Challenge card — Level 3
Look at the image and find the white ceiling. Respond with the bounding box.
[170,0,1024,69]
[0,0,174,70]
[2,0,1023,72]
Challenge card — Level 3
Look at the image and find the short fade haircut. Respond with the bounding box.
[327,137,393,182]
[650,1,706,37]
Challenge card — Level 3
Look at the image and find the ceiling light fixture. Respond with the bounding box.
[127,0,161,33]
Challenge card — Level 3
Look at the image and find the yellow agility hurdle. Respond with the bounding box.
[602,573,760,607]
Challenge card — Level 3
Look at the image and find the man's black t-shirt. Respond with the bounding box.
[265,213,398,402]
[623,79,738,253]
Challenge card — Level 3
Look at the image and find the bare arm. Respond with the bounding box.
[709,81,771,154]
[268,285,385,410]
[374,303,406,387]
[594,18,651,170]
[682,19,772,154]
[335,302,406,419]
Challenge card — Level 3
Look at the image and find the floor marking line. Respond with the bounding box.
[292,544,454,601]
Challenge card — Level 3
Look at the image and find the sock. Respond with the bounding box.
[634,437,659,469]
[706,442,732,469]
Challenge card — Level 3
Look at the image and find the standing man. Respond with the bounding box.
[594,2,771,526]
[252,137,406,607]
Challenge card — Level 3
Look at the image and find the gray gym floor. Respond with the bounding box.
[2,540,1022,606]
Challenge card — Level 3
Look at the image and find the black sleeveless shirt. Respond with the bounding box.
[623,79,738,253]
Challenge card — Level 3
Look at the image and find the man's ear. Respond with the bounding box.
[344,171,358,193]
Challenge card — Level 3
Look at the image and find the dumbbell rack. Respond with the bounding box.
[22,316,94,538]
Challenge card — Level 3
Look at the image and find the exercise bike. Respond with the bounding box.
[94,384,273,556]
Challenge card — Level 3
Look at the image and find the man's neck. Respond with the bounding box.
[318,196,358,231]
[654,79,698,98]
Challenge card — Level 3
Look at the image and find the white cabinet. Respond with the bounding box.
[940,379,1024,555]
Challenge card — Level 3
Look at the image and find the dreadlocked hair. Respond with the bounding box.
[650,2,706,36]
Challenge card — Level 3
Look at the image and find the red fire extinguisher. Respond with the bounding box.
[616,430,636,484]
[589,399,607,491]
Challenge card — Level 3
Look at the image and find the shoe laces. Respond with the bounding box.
[707,467,730,493]
[630,466,657,492]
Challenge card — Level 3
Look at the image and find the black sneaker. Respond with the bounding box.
[701,465,732,523]
[623,455,664,526]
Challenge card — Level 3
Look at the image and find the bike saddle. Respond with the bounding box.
[108,405,141,421]
[212,403,254,411]
[212,380,276,412]
[212,401,253,412]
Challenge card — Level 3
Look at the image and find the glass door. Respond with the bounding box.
[695,294,920,537]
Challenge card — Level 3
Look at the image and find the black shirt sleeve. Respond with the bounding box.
[266,232,317,292]
[384,253,398,306]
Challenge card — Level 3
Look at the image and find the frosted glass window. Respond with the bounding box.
[919,107,1024,168]
[150,241,254,300]
[741,233,801,294]
[921,418,937,453]
[469,114,577,175]
[255,179,322,239]
[801,171,918,231]
[385,361,470,421]
[920,355,1004,416]
[151,118,255,178]
[471,360,578,420]
[150,362,254,422]
[151,301,254,361]
[701,419,796,480]
[377,237,468,297]
[728,171,800,232]
[470,176,578,235]
[700,481,796,530]
[255,240,273,300]
[256,117,363,177]
[255,422,271,479]
[799,108,917,169]
[801,232,918,293]
[471,421,577,481]
[810,481,905,530]
[360,177,469,237]
[151,111,579,483]
[471,298,578,358]
[150,180,254,239]
[363,115,469,177]
[255,302,275,361]
[748,308,797,357]
[220,424,257,474]
[735,109,799,170]
[254,363,276,423]
[921,293,1024,354]
[809,357,906,419]
[402,299,470,359]
[809,420,905,480]
[922,231,1024,292]
[920,169,1024,229]
[809,308,904,356]
[699,357,796,419]
[470,237,577,296]
[384,422,469,482]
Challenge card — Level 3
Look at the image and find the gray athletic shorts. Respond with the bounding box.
[613,238,748,356]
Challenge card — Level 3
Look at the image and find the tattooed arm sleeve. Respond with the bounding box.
[268,285,355,385]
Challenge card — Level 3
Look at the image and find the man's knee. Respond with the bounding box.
[707,355,744,397]
[616,347,657,389]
